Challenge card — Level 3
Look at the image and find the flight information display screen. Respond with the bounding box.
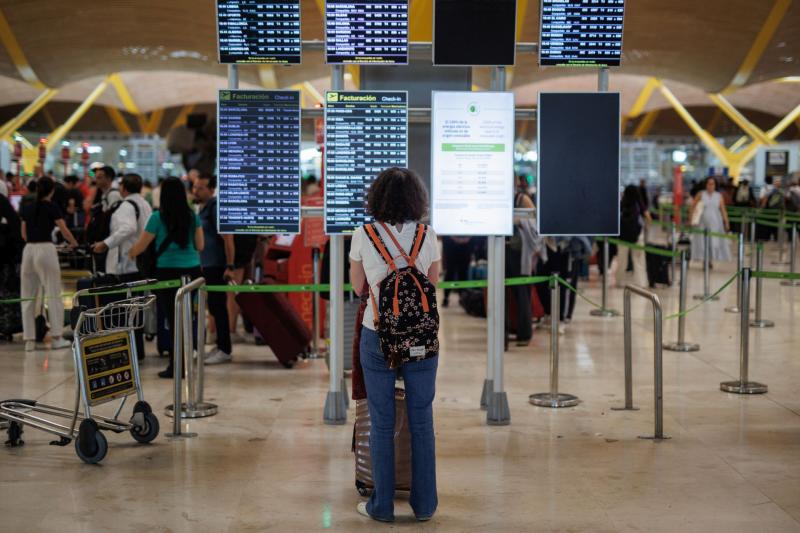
[539,0,625,67]
[325,91,408,234]
[217,90,301,234]
[217,0,302,64]
[433,0,516,66]
[325,0,408,64]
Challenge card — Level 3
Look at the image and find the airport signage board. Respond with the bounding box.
[217,90,301,234]
[325,0,409,64]
[324,91,408,234]
[539,0,625,67]
[537,92,620,236]
[81,331,135,406]
[431,91,515,236]
[217,0,302,64]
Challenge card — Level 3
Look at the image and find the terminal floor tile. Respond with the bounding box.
[1,242,799,532]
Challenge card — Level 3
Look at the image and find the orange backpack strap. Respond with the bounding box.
[378,222,413,265]
[409,224,427,266]
[364,224,397,272]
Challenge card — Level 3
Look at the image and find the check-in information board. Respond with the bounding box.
[325,0,408,64]
[539,0,625,67]
[217,0,302,64]
[431,91,515,236]
[325,91,408,234]
[81,331,135,405]
[218,90,301,234]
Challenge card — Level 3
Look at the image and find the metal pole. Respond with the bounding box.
[598,66,609,92]
[481,237,495,410]
[613,286,667,439]
[670,222,677,283]
[228,64,239,89]
[781,223,799,287]
[664,251,699,352]
[486,66,510,425]
[773,213,788,265]
[725,233,745,313]
[721,268,768,394]
[182,286,217,418]
[530,276,579,408]
[749,218,756,268]
[323,64,347,425]
[750,246,774,328]
[309,247,321,359]
[168,281,185,437]
[591,238,620,317]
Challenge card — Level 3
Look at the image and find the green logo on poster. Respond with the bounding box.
[468,102,479,115]
[220,91,231,101]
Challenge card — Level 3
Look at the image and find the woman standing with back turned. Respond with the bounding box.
[19,176,79,351]
[349,168,441,523]
[129,176,203,378]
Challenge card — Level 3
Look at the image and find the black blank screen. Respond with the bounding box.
[538,93,620,236]
[434,0,516,66]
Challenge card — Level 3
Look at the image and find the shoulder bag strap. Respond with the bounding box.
[408,224,427,266]
[378,222,414,266]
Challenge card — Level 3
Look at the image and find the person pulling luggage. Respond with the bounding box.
[192,173,234,365]
[349,167,441,523]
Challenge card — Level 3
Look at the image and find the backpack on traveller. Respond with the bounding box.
[766,189,784,210]
[364,222,439,369]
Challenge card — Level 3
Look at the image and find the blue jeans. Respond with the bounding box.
[359,328,439,521]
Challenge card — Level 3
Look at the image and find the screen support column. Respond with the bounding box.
[228,64,238,89]
[487,66,511,426]
[324,65,348,425]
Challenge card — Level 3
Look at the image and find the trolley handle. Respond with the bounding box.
[82,279,157,295]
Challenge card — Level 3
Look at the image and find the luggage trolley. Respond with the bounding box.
[1,280,160,464]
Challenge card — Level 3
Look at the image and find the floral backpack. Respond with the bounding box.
[364,223,439,368]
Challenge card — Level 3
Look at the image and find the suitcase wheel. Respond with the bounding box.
[145,334,155,342]
[356,480,371,497]
[280,360,294,369]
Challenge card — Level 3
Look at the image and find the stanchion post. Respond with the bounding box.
[670,221,677,283]
[309,247,321,359]
[750,246,774,328]
[590,238,620,317]
[664,251,699,352]
[749,218,756,267]
[486,66,510,425]
[721,268,768,394]
[183,286,217,418]
[781,223,799,287]
[481,236,494,410]
[773,213,788,265]
[725,233,745,313]
[529,276,579,408]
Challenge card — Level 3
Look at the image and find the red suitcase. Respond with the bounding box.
[235,279,311,368]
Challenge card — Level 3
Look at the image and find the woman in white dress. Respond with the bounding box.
[689,177,732,264]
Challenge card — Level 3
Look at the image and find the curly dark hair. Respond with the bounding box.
[366,167,428,224]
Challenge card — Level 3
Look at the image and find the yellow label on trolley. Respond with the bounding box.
[81,331,135,405]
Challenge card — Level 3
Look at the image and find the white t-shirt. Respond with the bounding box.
[349,222,441,330]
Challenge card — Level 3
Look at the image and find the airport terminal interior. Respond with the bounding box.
[1,1,799,531]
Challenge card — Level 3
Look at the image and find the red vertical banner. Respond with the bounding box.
[672,165,684,224]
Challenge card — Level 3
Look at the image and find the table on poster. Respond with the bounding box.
[217,0,302,64]
[325,0,408,64]
[431,91,515,236]
[218,90,301,234]
[325,91,408,234]
[539,0,625,67]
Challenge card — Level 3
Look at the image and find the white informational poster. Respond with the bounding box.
[431,91,515,236]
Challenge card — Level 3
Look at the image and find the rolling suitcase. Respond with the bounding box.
[235,279,311,368]
[645,245,672,288]
[459,288,486,318]
[0,263,22,341]
[353,388,411,496]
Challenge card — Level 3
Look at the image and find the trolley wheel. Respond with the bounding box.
[130,413,159,444]
[356,480,371,497]
[5,421,24,447]
[145,334,155,342]
[74,419,107,464]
